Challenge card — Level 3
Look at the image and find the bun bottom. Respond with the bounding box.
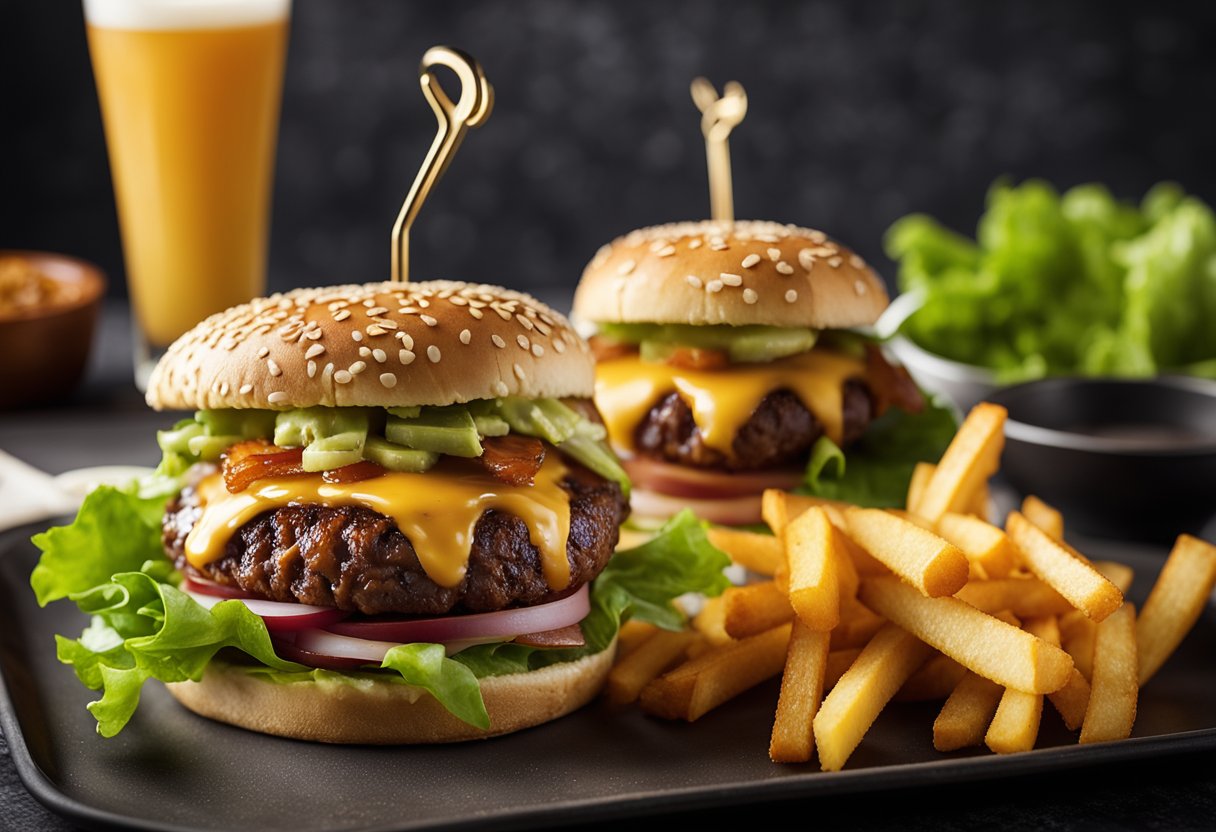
[166,640,616,744]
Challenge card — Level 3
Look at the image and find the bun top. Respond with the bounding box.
[572,220,888,329]
[146,281,594,411]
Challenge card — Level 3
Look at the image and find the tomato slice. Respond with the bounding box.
[630,486,764,526]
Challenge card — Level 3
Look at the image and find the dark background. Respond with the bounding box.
[3,0,1216,303]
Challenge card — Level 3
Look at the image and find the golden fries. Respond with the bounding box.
[722,582,794,640]
[859,576,1073,694]
[763,489,887,576]
[785,507,842,630]
[1029,616,1091,732]
[913,403,1006,523]
[770,619,831,763]
[617,619,659,658]
[1094,561,1135,594]
[985,616,1057,753]
[937,512,1017,579]
[1136,535,1216,685]
[813,623,934,771]
[692,595,734,647]
[607,628,701,705]
[1060,611,1098,681]
[825,648,863,690]
[830,598,886,650]
[1080,602,1138,743]
[1006,512,1123,621]
[894,652,967,702]
[846,509,969,597]
[955,576,1073,618]
[707,527,784,576]
[934,672,1004,751]
[1021,495,1064,541]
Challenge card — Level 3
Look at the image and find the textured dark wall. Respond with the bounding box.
[2,0,1215,303]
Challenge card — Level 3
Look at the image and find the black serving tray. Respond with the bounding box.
[2,525,1214,832]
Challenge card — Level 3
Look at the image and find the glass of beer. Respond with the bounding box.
[84,0,291,388]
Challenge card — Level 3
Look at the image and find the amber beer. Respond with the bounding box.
[84,0,290,385]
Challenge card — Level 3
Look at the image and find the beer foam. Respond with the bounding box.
[83,0,289,30]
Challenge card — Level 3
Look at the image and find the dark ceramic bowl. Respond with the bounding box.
[0,250,105,409]
[987,377,1216,542]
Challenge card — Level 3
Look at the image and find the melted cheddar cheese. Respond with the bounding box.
[594,349,865,455]
[184,455,573,590]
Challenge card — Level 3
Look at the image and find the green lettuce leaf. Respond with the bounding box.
[33,486,728,736]
[799,398,957,507]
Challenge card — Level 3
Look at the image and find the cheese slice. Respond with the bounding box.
[184,455,573,590]
[594,349,866,456]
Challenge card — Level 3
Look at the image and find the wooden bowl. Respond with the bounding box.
[0,251,106,409]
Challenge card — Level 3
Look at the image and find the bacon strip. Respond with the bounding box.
[322,460,387,484]
[479,435,546,487]
[222,440,308,493]
[513,623,587,648]
[588,335,637,362]
[865,343,925,416]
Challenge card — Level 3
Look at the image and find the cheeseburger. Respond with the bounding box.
[34,281,733,744]
[573,220,926,526]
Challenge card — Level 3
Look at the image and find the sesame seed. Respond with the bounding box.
[362,299,375,308]
[307,360,317,378]
[238,383,253,395]
[268,391,289,404]
[459,329,471,345]
[267,359,282,377]
[767,247,782,261]
[850,254,865,269]
[366,325,386,337]
[352,331,364,342]
[828,256,843,268]
[257,346,270,359]
[516,314,534,331]
[420,315,438,327]
[685,275,703,289]
[854,279,868,295]
[798,249,816,271]
[492,335,506,349]
[649,239,670,253]
[495,307,513,321]
[219,382,230,396]
[688,239,703,249]
[513,363,526,380]
[720,272,743,287]
[366,306,388,317]
[809,230,827,243]
[553,339,566,354]
[358,346,372,358]
[305,344,325,359]
[785,289,799,303]
[776,261,795,275]
[618,259,636,276]
[516,334,530,350]
[334,370,353,384]
[534,321,552,336]
[743,288,759,304]
[349,361,367,375]
[531,343,544,357]
[373,348,387,363]
[379,372,397,388]
[706,279,724,293]
[399,349,416,365]
[741,254,762,269]
[450,296,468,306]
[427,345,441,363]
[373,318,398,330]
[494,380,510,396]
[710,241,729,251]
[657,245,676,257]
[469,307,484,319]
[305,329,323,341]
[417,299,430,308]
[399,333,414,349]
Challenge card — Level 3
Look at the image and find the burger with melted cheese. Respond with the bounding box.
[572,220,927,526]
[34,281,739,744]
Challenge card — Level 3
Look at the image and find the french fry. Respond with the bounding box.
[1006,512,1123,621]
[1021,495,1064,541]
[826,648,863,690]
[934,672,1004,752]
[846,508,969,597]
[907,461,935,511]
[1080,602,1138,743]
[762,488,791,533]
[813,623,934,771]
[1137,535,1216,685]
[937,512,1017,579]
[1027,615,1091,731]
[913,402,1006,524]
[708,527,784,576]
[785,507,841,630]
[969,480,991,521]
[1060,610,1097,681]
[617,619,659,658]
[955,576,1074,618]
[693,595,734,647]
[770,619,831,763]
[894,652,967,702]
[859,576,1073,694]
[762,490,886,576]
[722,582,794,640]
[607,629,701,705]
[1094,560,1135,594]
[642,624,793,721]
[985,616,1057,753]
[830,598,886,649]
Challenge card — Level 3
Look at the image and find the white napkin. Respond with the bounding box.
[0,450,153,533]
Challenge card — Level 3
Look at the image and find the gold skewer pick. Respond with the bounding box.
[391,46,494,282]
[690,77,748,223]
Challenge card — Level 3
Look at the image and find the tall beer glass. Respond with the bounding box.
[84,0,290,388]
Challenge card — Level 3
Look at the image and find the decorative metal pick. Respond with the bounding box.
[391,46,494,282]
[690,77,748,223]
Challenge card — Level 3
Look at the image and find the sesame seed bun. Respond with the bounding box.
[146,281,594,411]
[165,638,616,744]
[571,220,888,329]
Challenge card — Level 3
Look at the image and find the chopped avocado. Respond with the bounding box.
[558,435,631,497]
[363,437,440,473]
[301,432,366,472]
[186,434,243,460]
[493,397,582,445]
[600,322,818,363]
[157,419,204,456]
[274,407,370,449]
[472,413,510,437]
[385,406,483,458]
[196,409,277,439]
[386,405,422,419]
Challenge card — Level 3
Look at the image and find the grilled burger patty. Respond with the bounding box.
[164,464,628,616]
[633,380,875,471]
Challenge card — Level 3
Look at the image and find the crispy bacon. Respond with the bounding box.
[588,335,637,362]
[479,435,546,487]
[664,346,730,371]
[512,623,586,648]
[221,440,308,493]
[865,343,925,417]
[322,460,387,484]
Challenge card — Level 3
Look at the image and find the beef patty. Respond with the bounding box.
[633,379,874,471]
[164,464,628,616]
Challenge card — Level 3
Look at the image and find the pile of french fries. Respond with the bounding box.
[607,403,1216,769]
